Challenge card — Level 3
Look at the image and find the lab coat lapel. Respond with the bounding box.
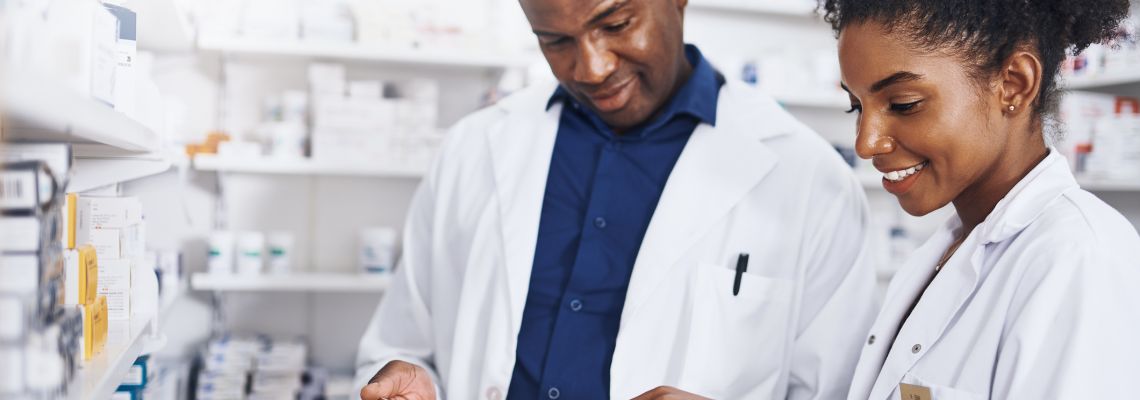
[485,82,562,339]
[868,222,984,400]
[620,82,783,321]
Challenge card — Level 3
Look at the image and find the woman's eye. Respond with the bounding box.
[604,21,630,33]
[845,104,862,114]
[890,101,922,113]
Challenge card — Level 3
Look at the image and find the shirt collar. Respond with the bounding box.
[545,44,723,129]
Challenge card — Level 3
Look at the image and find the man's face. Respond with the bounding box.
[519,0,689,132]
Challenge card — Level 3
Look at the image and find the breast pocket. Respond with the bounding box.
[899,373,988,400]
[678,263,795,397]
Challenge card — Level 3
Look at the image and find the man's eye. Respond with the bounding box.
[542,37,570,46]
[604,20,630,33]
[890,101,922,113]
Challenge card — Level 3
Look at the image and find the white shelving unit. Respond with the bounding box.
[1063,70,1140,90]
[191,273,390,293]
[772,92,850,110]
[197,34,535,70]
[64,317,154,400]
[2,74,161,153]
[858,171,1140,192]
[193,155,427,178]
[689,0,817,17]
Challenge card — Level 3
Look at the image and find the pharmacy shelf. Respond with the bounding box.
[773,92,851,110]
[191,273,391,293]
[1063,70,1140,90]
[858,171,1140,192]
[70,148,174,192]
[689,0,818,17]
[193,155,426,178]
[1,72,161,153]
[65,317,154,400]
[197,34,535,70]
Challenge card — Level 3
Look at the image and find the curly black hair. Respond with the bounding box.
[820,0,1132,120]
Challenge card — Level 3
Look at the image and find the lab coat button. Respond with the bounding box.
[867,335,876,345]
[485,387,502,400]
[569,299,583,312]
[594,217,607,229]
[548,387,561,399]
[912,344,922,354]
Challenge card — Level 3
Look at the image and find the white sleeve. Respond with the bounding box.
[992,243,1140,399]
[353,176,444,397]
[786,173,880,400]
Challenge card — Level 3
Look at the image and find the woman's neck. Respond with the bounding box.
[952,136,1049,234]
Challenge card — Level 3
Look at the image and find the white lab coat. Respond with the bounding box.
[355,78,879,400]
[847,151,1140,400]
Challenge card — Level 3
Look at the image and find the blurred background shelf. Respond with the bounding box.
[859,171,1140,192]
[193,155,427,178]
[773,92,850,109]
[135,0,195,52]
[197,34,535,70]
[64,317,155,400]
[1,73,161,153]
[191,273,391,293]
[1063,70,1140,90]
[689,0,817,17]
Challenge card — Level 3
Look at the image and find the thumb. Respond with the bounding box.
[360,380,399,400]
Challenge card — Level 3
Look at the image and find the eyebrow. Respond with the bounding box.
[869,71,923,93]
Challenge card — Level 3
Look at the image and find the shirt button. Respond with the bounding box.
[912,344,922,354]
[485,387,502,400]
[548,387,561,399]
[569,299,583,312]
[867,335,876,345]
[594,217,607,229]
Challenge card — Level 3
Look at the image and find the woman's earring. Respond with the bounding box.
[1008,105,1016,111]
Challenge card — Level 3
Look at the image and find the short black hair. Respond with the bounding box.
[821,0,1132,120]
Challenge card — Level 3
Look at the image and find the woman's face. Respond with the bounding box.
[838,21,1013,217]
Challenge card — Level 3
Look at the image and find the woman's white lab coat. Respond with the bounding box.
[354,79,880,399]
[847,151,1140,400]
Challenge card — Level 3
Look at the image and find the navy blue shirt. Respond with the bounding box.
[507,45,723,400]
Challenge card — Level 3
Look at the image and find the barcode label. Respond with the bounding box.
[0,172,35,210]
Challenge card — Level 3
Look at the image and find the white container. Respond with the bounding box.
[208,231,236,275]
[359,227,398,274]
[267,232,295,275]
[236,232,266,276]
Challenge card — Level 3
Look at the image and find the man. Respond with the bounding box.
[357,0,878,398]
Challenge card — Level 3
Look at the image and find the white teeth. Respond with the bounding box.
[883,162,927,182]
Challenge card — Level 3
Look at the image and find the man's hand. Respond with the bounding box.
[360,360,437,400]
[631,386,711,400]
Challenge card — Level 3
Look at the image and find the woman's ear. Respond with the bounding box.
[998,49,1043,116]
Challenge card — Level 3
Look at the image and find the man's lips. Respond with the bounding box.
[586,77,636,113]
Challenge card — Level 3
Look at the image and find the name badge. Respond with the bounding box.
[899,383,932,400]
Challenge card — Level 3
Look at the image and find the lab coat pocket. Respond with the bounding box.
[900,373,987,400]
[678,263,795,396]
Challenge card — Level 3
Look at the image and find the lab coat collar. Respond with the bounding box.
[484,77,798,354]
[976,149,1078,245]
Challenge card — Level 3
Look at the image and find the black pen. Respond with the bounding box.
[733,253,749,296]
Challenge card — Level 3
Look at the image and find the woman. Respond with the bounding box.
[825,1,1140,399]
